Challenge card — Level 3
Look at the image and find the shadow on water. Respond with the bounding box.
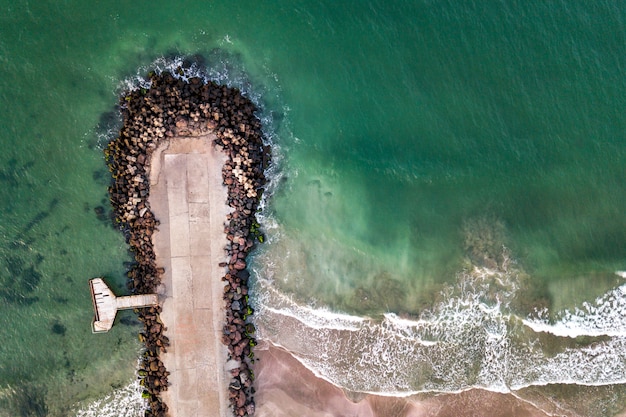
[0,256,43,305]
[0,159,35,189]
[92,109,122,150]
[97,110,121,133]
[91,169,110,186]
[0,197,63,305]
[0,383,48,417]
[50,321,67,336]
[162,51,209,69]
[15,198,60,241]
[118,311,142,327]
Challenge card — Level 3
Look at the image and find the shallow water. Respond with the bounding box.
[0,0,625,415]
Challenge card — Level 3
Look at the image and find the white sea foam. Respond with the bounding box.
[117,53,288,148]
[115,54,626,400]
[254,258,626,396]
[255,284,365,331]
[523,283,626,338]
[72,380,145,417]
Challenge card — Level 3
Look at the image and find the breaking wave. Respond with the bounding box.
[253,258,626,395]
[523,279,626,338]
[73,380,145,417]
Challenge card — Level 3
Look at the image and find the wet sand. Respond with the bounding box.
[149,135,232,417]
[254,342,555,417]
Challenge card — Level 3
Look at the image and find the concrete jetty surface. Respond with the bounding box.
[148,135,233,417]
[89,277,158,333]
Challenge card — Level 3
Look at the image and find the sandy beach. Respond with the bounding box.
[254,343,554,417]
[149,135,233,417]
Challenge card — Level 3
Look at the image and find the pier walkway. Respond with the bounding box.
[149,136,232,417]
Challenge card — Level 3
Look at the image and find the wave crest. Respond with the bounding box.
[253,255,626,395]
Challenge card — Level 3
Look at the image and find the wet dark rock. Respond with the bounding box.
[233,259,246,270]
[107,67,269,417]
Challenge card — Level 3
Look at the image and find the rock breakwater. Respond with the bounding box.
[106,67,268,417]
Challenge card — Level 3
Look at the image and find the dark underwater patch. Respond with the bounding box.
[119,314,141,327]
[6,256,25,276]
[0,158,35,189]
[92,168,111,185]
[94,205,113,224]
[85,136,99,150]
[55,225,70,236]
[0,256,43,305]
[21,266,42,291]
[16,198,60,241]
[51,322,67,336]
[1,382,48,417]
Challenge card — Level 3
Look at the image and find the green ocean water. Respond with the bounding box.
[0,0,625,415]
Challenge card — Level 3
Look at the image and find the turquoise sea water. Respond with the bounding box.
[1,1,625,415]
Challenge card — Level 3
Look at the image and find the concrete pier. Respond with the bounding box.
[149,136,232,417]
[89,277,159,333]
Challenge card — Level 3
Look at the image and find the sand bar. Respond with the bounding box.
[149,135,232,417]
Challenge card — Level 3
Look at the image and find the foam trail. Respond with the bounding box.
[523,283,626,338]
[258,284,366,331]
[73,380,145,417]
[254,264,626,395]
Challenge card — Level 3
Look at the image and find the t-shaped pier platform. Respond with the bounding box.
[89,277,159,333]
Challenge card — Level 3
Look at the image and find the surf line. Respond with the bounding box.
[104,65,269,417]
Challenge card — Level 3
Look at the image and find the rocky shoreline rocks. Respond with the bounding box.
[106,67,268,417]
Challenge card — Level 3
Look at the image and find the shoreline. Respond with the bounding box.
[106,67,268,416]
[254,342,555,417]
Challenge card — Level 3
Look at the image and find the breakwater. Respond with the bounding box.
[106,67,268,417]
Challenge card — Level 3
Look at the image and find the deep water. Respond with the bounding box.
[0,1,625,416]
